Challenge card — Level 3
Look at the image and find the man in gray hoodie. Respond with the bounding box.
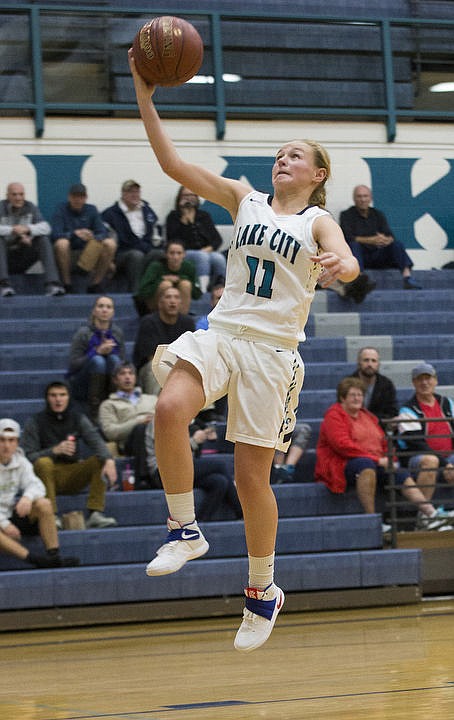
[0,418,79,567]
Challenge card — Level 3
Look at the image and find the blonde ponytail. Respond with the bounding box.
[303,139,331,208]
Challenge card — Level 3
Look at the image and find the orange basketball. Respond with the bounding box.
[132,16,204,87]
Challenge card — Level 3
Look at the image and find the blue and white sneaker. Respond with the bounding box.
[146,518,209,576]
[436,506,454,519]
[234,582,285,653]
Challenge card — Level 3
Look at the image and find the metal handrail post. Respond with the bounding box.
[380,19,396,143]
[210,12,226,141]
[386,428,398,548]
[30,5,45,138]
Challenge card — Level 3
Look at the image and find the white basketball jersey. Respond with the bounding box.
[208,191,329,347]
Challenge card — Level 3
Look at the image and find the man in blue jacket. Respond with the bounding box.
[102,180,162,292]
[51,184,116,293]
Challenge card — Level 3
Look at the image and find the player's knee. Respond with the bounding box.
[155,392,185,428]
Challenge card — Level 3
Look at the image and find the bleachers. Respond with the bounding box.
[2,267,454,621]
[109,13,415,112]
[0,484,419,611]
[9,2,453,120]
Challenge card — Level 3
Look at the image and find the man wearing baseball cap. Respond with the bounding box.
[398,363,454,530]
[0,418,79,568]
[51,183,116,293]
[102,179,161,292]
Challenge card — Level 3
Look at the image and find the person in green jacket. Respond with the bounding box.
[134,238,201,316]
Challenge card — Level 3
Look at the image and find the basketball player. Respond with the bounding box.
[129,49,359,653]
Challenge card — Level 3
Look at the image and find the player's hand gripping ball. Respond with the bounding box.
[132,15,203,87]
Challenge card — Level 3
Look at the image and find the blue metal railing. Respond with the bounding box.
[1,4,453,141]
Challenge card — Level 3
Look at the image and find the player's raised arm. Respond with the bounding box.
[311,214,360,287]
[128,49,248,220]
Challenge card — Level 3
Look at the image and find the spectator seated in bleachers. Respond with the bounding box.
[271,421,312,484]
[21,381,118,530]
[51,183,116,294]
[0,417,79,567]
[0,182,65,298]
[351,346,398,425]
[340,185,422,293]
[398,362,454,530]
[315,376,452,532]
[145,414,242,520]
[102,179,163,293]
[99,362,157,490]
[166,185,226,293]
[195,282,224,331]
[133,286,195,396]
[195,283,227,421]
[134,238,201,317]
[67,294,126,422]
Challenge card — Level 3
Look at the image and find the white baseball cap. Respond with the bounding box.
[0,418,21,438]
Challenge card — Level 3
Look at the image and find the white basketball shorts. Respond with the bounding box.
[152,328,305,452]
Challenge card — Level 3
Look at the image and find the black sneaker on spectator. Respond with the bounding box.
[344,273,376,304]
[28,551,80,568]
[45,282,66,296]
[0,281,16,297]
[403,276,422,290]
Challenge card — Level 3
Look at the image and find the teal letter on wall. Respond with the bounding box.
[365,157,454,249]
[26,155,90,220]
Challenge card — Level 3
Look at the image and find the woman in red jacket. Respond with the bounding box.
[315,377,450,530]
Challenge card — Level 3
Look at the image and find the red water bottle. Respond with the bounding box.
[121,463,135,491]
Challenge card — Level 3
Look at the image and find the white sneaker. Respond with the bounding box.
[86,511,117,528]
[146,518,209,576]
[416,509,453,531]
[234,583,285,653]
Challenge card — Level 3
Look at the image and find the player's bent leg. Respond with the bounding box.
[234,583,285,653]
[146,518,209,576]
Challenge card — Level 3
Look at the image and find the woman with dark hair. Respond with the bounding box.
[67,295,125,421]
[166,185,226,292]
[315,376,450,531]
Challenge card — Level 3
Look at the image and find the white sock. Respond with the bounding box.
[248,553,275,590]
[199,275,210,293]
[165,491,196,526]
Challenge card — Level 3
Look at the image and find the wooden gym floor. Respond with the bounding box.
[1,599,454,720]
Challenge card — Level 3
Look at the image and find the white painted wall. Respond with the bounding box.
[1,116,453,267]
